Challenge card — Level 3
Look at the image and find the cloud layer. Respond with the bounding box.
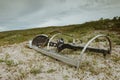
[0,0,120,32]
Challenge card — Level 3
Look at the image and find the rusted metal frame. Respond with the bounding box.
[47,33,75,49]
[29,34,111,70]
[77,34,112,69]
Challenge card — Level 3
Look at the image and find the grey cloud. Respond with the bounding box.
[0,0,120,32]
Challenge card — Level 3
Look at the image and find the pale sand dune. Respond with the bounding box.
[0,42,119,80]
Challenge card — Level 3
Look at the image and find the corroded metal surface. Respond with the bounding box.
[77,34,112,69]
[29,34,112,70]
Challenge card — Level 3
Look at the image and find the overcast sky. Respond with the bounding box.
[0,0,120,32]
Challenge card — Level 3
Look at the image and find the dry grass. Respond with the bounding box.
[0,31,119,80]
[0,18,120,79]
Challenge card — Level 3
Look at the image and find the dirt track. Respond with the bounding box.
[0,42,120,80]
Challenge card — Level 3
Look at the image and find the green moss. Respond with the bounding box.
[0,59,4,63]
[112,56,120,62]
[0,58,17,67]
[5,60,15,66]
[30,68,41,75]
[63,75,69,80]
[47,69,56,73]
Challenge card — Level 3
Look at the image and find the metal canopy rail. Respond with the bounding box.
[29,33,112,69]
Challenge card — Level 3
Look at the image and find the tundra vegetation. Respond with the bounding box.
[0,17,119,80]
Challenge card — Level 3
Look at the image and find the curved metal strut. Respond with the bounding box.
[77,34,112,69]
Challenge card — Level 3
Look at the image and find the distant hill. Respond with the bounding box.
[0,17,120,80]
[0,17,120,46]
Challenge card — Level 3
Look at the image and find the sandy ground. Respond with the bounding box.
[0,41,120,80]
